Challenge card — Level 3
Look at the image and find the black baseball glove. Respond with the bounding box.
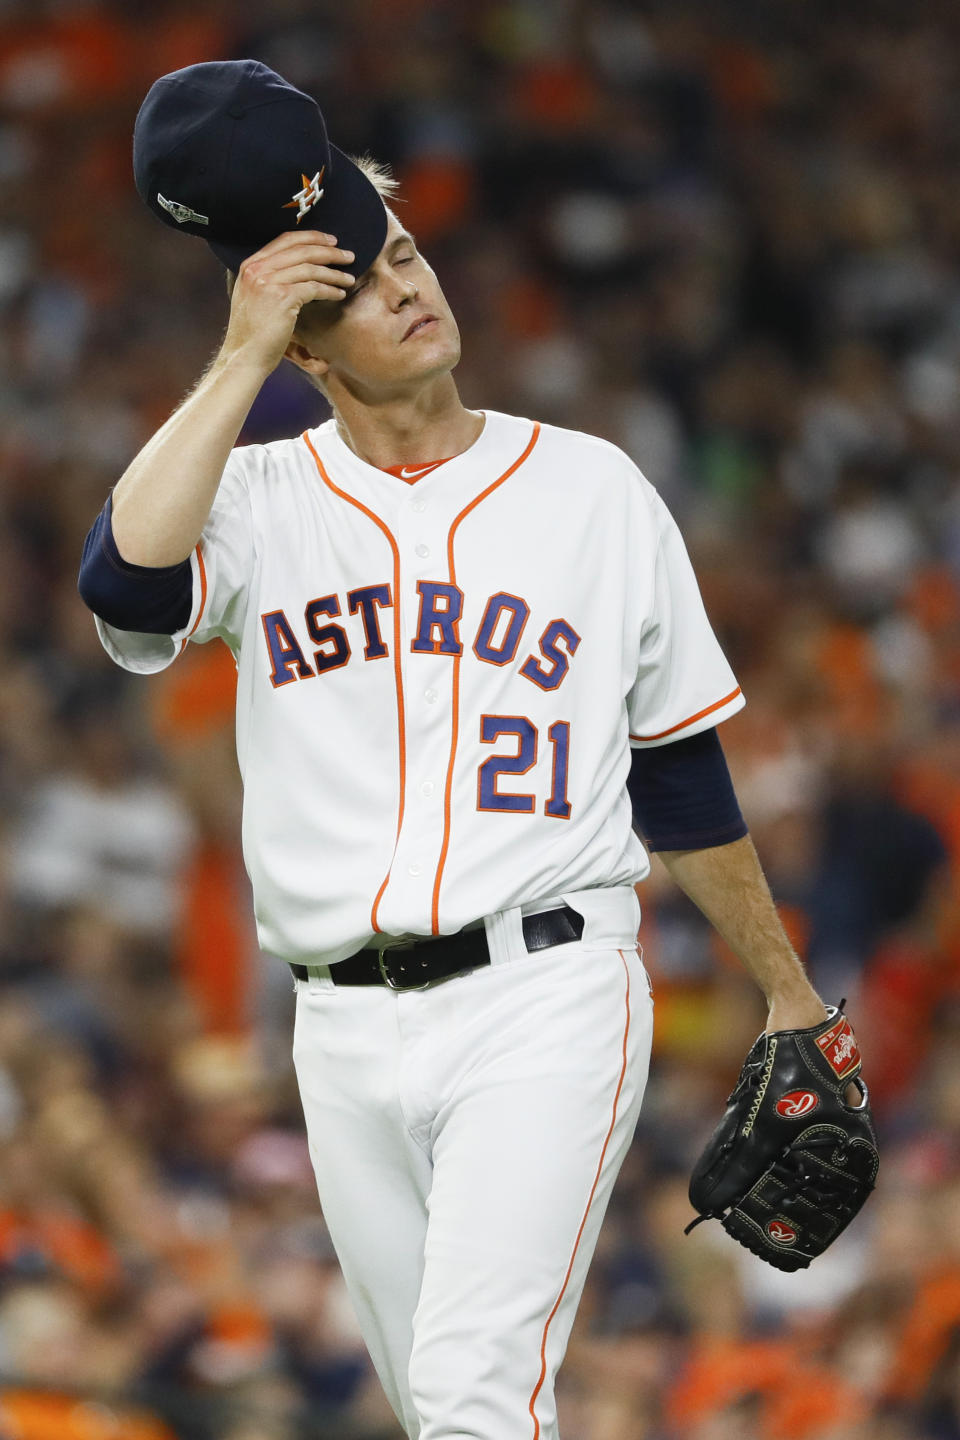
[685,1004,879,1271]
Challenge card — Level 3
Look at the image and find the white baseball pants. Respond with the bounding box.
[292,887,653,1440]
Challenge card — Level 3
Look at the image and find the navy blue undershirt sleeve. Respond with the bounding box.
[628,727,747,852]
[78,494,194,635]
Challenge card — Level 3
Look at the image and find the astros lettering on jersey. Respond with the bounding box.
[96,411,743,965]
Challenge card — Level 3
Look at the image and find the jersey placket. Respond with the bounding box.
[377,485,458,937]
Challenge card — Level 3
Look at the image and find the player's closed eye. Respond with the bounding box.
[344,252,413,302]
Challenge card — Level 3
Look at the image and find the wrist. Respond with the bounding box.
[211,340,276,386]
[765,988,828,1033]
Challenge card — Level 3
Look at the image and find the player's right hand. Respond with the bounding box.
[219,230,356,375]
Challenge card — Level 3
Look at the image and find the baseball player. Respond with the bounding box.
[79,61,837,1440]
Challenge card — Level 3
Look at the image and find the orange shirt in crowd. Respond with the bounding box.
[0,1392,174,1440]
[667,1335,868,1438]
[0,1209,120,1298]
[150,643,249,1034]
[887,1264,960,1403]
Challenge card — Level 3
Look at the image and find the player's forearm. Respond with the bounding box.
[657,835,827,1029]
[110,348,269,566]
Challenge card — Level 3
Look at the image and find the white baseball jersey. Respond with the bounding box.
[96,410,743,965]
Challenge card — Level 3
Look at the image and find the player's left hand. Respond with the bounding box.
[685,1002,879,1270]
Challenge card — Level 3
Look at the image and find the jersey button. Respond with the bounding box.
[408,863,422,877]
[412,499,426,513]
[415,543,430,558]
[424,689,438,703]
[420,781,434,797]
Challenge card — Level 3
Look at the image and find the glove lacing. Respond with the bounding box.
[775,1136,861,1223]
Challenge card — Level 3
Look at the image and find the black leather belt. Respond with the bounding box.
[290,905,585,992]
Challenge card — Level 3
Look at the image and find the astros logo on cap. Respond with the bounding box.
[283,168,326,222]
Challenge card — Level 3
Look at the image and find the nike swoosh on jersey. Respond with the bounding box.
[382,458,452,482]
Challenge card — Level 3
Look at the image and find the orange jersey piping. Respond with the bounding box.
[430,422,541,933]
[179,544,209,653]
[302,431,406,933]
[629,684,742,743]
[528,949,632,1437]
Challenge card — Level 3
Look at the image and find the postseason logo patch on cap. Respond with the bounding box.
[157,193,209,227]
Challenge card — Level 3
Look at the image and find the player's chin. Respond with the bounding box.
[401,333,461,379]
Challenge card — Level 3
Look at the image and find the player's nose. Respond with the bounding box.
[388,275,418,310]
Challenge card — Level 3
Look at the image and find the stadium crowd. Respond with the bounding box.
[0,0,959,1436]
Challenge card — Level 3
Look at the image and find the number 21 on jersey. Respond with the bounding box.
[477,716,572,819]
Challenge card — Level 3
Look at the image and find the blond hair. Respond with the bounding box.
[351,154,400,203]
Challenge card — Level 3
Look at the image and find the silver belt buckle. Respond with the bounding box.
[377,937,428,992]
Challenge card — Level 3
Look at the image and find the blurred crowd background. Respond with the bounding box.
[1,0,960,1436]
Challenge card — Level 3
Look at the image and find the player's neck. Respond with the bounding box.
[331,376,484,470]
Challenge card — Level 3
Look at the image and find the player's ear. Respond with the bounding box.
[284,337,330,381]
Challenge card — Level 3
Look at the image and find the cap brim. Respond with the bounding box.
[207,145,388,277]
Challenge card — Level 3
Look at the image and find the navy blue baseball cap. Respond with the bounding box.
[133,59,388,275]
